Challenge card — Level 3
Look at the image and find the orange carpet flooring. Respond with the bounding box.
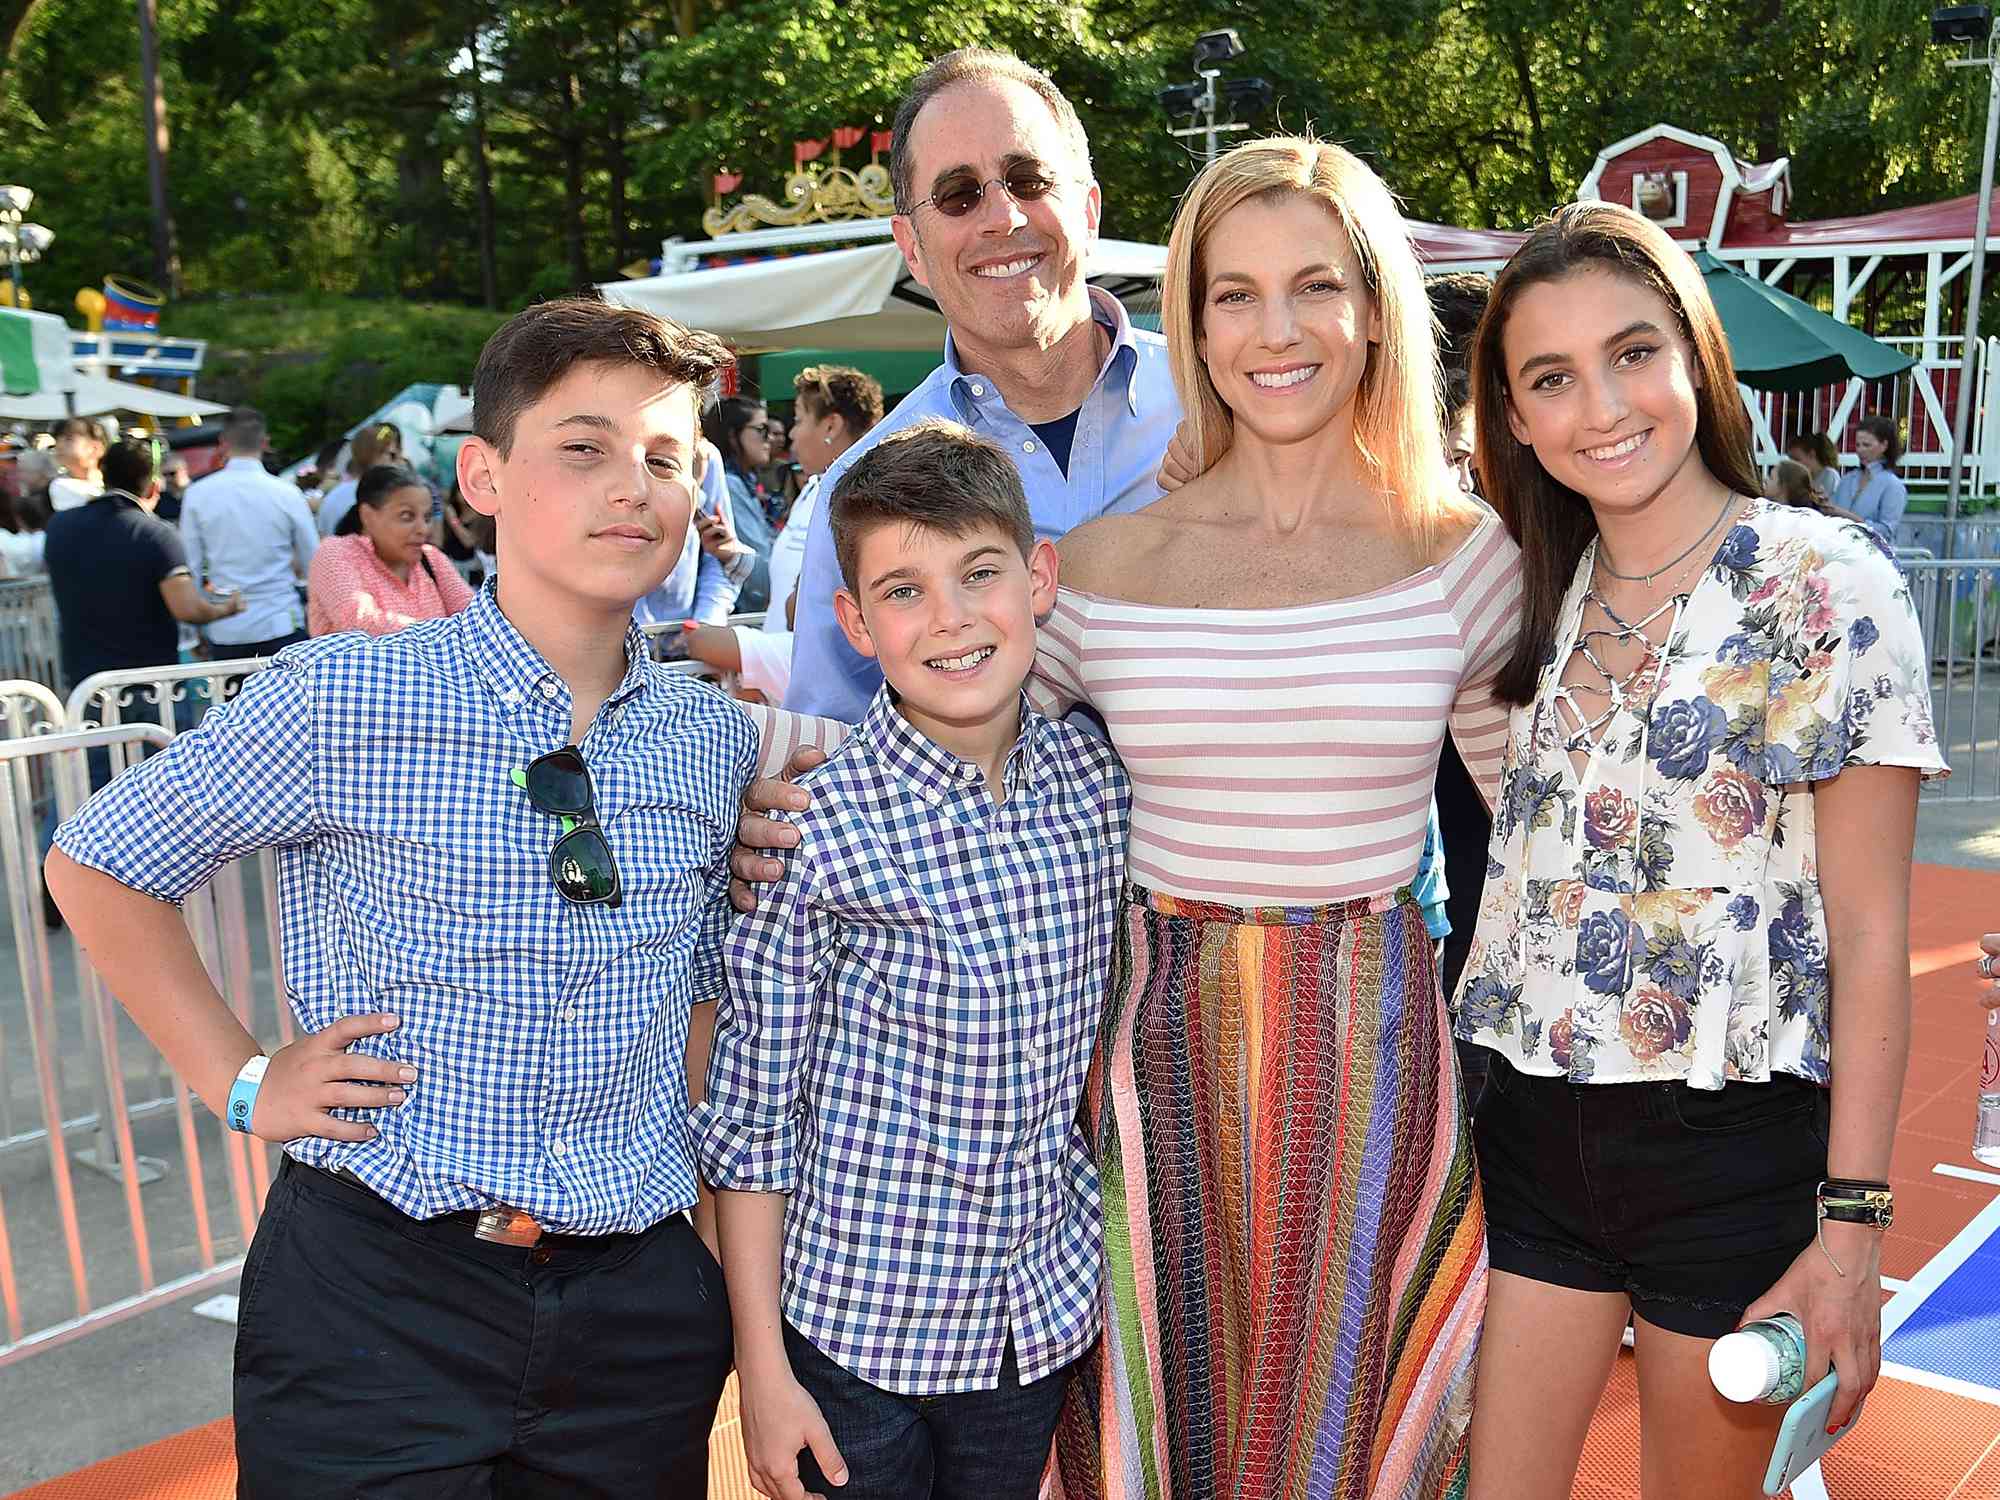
[9,862,2000,1500]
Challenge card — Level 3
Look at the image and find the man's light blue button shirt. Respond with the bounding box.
[181,457,318,646]
[784,287,1178,722]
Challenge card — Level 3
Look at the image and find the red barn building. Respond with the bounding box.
[1419,122,2000,495]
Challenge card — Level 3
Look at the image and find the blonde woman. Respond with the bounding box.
[1044,137,1519,1499]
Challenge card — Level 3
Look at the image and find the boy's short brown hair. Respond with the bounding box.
[830,419,1035,593]
[472,294,731,456]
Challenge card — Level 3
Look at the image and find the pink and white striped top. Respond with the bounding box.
[1032,509,1522,908]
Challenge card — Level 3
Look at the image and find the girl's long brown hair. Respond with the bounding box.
[1472,202,1761,706]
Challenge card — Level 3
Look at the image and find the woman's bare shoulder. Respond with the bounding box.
[1057,505,1181,596]
[1428,492,1492,565]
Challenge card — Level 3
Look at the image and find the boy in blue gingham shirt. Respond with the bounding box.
[694,419,1130,1500]
[47,298,747,1499]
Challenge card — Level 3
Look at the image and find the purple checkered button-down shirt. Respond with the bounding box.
[694,686,1130,1395]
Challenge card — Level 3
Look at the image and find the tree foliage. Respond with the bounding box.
[0,0,1978,322]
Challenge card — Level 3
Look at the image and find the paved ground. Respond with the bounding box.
[0,848,279,1491]
[3,713,2000,1489]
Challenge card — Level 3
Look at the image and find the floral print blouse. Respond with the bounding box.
[1455,501,1944,1089]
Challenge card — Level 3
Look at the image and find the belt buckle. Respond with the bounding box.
[474,1204,543,1247]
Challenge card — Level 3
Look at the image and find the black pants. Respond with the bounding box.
[221,629,307,659]
[1473,1055,1828,1338]
[234,1159,732,1499]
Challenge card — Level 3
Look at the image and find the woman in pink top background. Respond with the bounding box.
[307,463,473,636]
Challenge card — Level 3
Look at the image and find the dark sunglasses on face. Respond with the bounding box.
[513,747,622,908]
[916,162,1062,219]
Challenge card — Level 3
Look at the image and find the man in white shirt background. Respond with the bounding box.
[179,406,318,657]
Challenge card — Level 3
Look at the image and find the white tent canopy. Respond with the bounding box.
[601,238,1167,352]
[0,374,227,420]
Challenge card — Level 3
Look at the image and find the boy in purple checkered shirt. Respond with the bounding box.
[693,420,1130,1500]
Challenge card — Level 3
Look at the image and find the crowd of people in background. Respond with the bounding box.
[0,352,1917,704]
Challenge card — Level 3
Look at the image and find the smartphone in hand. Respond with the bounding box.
[1764,1371,1862,1496]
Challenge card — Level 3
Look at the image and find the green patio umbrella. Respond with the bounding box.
[1693,250,1915,392]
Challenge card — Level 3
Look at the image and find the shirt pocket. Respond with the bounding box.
[1664,1077,1818,1134]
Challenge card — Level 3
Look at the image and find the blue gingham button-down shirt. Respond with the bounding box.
[784,287,1179,721]
[694,687,1130,1394]
[55,584,754,1234]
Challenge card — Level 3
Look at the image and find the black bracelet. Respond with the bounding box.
[1823,1177,1892,1193]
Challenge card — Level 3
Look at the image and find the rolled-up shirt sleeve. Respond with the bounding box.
[692,819,835,1194]
[688,733,756,1005]
[53,659,319,904]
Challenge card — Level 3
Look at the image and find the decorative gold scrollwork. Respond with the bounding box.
[703,164,897,237]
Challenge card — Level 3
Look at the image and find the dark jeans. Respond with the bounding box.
[786,1322,1069,1500]
[234,1159,731,1499]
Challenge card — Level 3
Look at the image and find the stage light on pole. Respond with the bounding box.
[0,190,50,306]
[1158,29,1269,167]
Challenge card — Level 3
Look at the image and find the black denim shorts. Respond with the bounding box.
[1471,1052,1830,1338]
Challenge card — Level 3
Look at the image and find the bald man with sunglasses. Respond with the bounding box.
[783,46,1179,722]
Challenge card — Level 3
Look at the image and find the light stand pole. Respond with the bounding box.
[1158,31,1268,169]
[0,187,52,310]
[1939,6,2000,554]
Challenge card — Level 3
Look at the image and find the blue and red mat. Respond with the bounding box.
[10,865,2000,1500]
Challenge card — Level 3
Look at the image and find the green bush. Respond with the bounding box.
[169,295,506,460]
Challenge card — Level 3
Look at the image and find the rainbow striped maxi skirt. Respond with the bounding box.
[1052,885,1485,1500]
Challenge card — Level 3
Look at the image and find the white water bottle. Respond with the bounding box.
[1976,1007,2000,1168]
[1709,1314,1807,1403]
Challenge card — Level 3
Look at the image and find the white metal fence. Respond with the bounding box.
[0,580,58,689]
[1903,558,2000,801]
[0,720,288,1365]
[1743,335,2000,493]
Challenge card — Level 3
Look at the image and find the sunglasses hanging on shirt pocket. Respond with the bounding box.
[511,748,622,907]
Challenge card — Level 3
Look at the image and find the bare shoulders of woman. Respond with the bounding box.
[1426,491,1489,566]
[1057,502,1181,597]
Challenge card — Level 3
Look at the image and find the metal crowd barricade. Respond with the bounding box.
[66,655,272,738]
[0,579,58,687]
[0,724,289,1367]
[1900,557,2000,800]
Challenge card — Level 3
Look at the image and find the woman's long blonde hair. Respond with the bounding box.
[1162,136,1463,552]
